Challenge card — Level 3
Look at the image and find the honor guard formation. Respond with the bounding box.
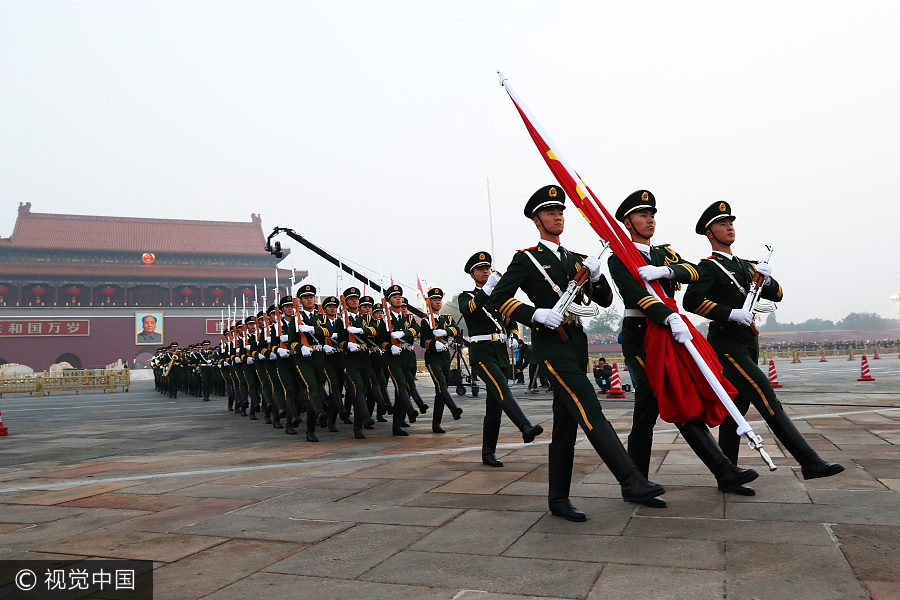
[149,184,844,521]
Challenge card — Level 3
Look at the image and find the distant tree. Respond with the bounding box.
[794,318,836,331]
[837,312,900,331]
[585,307,622,334]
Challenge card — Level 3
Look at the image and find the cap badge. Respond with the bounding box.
[641,191,649,201]
[548,187,557,198]
[719,202,726,211]
[479,253,485,260]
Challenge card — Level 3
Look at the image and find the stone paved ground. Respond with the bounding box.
[1,359,899,600]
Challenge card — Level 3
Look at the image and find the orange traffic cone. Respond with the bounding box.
[768,359,783,388]
[0,409,8,436]
[873,347,881,360]
[606,363,626,398]
[857,355,875,381]
[819,351,828,362]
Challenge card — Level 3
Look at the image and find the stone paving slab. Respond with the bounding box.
[57,492,197,511]
[361,549,603,599]
[7,480,147,505]
[105,497,258,533]
[588,563,725,600]
[176,514,353,543]
[31,529,229,562]
[202,572,463,600]
[410,509,544,555]
[0,508,150,551]
[623,516,835,546]
[265,523,432,579]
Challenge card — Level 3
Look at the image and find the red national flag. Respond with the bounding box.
[499,73,734,426]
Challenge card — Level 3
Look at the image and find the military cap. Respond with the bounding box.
[401,297,409,307]
[695,201,735,234]
[244,316,255,325]
[464,251,492,273]
[202,340,210,345]
[615,190,657,222]
[266,303,276,314]
[278,295,293,307]
[372,304,385,315]
[524,184,566,218]
[360,295,374,306]
[170,342,179,348]
[427,287,444,299]
[342,286,361,299]
[383,284,403,299]
[256,310,265,318]
[297,284,316,297]
[322,295,339,308]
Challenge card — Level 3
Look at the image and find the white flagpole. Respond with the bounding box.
[498,72,774,469]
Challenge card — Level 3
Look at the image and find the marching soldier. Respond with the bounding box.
[243,316,262,420]
[365,298,393,421]
[232,324,250,416]
[254,311,276,424]
[272,299,300,434]
[337,287,378,439]
[608,190,757,506]
[459,252,543,464]
[490,184,664,521]
[321,296,351,432]
[420,287,464,433]
[199,340,215,401]
[400,297,429,415]
[378,285,422,436]
[684,201,843,486]
[292,284,332,442]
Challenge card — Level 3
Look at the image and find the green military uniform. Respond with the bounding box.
[377,285,421,435]
[419,287,463,432]
[363,298,392,419]
[610,190,758,501]
[290,285,331,441]
[199,341,215,401]
[336,288,377,438]
[459,252,544,465]
[320,296,352,431]
[399,297,428,414]
[271,298,300,434]
[489,185,664,519]
[684,201,843,481]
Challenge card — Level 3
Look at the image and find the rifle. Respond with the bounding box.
[547,247,608,341]
[383,298,402,348]
[427,303,446,347]
[742,245,774,337]
[341,295,356,345]
[273,306,288,351]
[291,296,311,349]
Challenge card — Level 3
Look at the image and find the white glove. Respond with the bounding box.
[391,345,402,356]
[532,308,564,328]
[347,342,360,352]
[583,255,603,282]
[269,352,277,360]
[507,337,518,349]
[324,345,335,355]
[639,265,673,281]
[331,333,338,341]
[218,364,222,369]
[277,348,290,358]
[244,345,251,350]
[265,336,271,343]
[482,271,501,296]
[435,341,446,352]
[258,352,266,360]
[233,357,241,364]
[729,309,754,327]
[754,263,772,284]
[246,357,254,364]
[347,326,364,335]
[391,331,405,339]
[665,313,693,344]
[280,334,289,342]
[300,346,312,358]
[433,328,447,337]
[224,360,230,366]
[298,324,315,334]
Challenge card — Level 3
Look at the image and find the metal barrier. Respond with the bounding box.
[0,369,130,396]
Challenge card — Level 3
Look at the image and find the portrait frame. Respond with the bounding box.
[135,311,164,345]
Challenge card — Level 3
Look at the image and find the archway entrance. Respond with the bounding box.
[55,353,82,369]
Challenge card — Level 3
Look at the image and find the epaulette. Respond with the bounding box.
[657,243,671,248]
[703,255,717,261]
[517,246,537,252]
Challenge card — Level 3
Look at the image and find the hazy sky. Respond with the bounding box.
[2,2,899,323]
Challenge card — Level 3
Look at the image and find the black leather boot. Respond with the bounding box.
[767,410,844,479]
[432,394,446,433]
[396,388,417,423]
[677,419,758,493]
[501,397,544,443]
[380,385,393,415]
[548,444,585,521]
[355,390,375,429]
[409,386,429,414]
[441,389,463,420]
[306,388,329,428]
[481,419,503,466]
[624,432,667,506]
[585,421,666,505]
[716,416,754,495]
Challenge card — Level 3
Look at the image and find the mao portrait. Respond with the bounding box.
[135,312,163,345]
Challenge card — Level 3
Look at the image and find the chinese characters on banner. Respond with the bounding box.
[206,319,225,335]
[0,319,90,337]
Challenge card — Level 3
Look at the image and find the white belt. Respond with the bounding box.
[624,308,646,318]
[470,333,507,343]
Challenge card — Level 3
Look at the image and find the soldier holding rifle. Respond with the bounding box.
[459,252,544,467]
[490,185,664,521]
[419,287,464,433]
[378,285,422,436]
[684,201,843,485]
